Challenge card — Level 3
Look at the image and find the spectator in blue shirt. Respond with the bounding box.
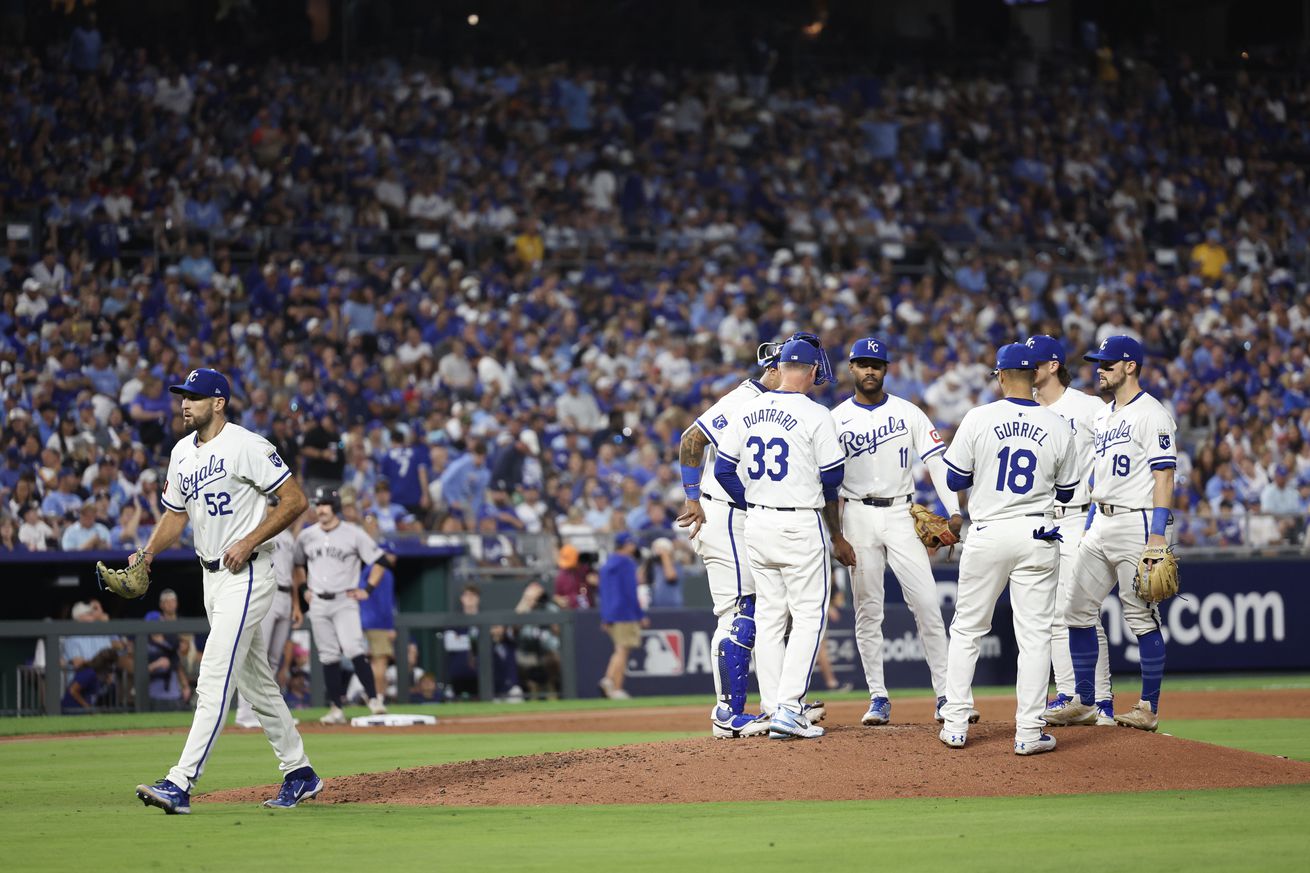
[41,472,84,520]
[62,503,111,551]
[62,648,118,713]
[598,532,646,699]
[439,441,489,519]
[359,517,398,702]
[379,431,431,512]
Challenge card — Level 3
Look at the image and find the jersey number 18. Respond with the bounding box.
[994,447,1036,494]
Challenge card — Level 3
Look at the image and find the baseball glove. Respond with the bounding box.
[910,503,959,548]
[96,550,152,600]
[1132,545,1179,603]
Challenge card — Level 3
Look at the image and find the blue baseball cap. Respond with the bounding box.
[777,338,821,366]
[169,368,231,401]
[993,343,1039,373]
[849,337,890,363]
[1023,335,1065,365]
[1083,336,1145,365]
[614,531,635,548]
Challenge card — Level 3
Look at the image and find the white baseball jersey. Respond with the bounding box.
[717,391,843,509]
[693,379,769,502]
[1088,391,1177,507]
[831,394,946,499]
[1043,387,1106,508]
[161,422,293,561]
[294,521,384,595]
[943,398,1078,522]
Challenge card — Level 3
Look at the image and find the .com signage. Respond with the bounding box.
[1098,560,1307,671]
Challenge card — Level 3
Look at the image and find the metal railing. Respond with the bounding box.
[0,610,576,716]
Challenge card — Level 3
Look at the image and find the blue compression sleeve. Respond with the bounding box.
[946,470,973,492]
[819,464,844,502]
[714,455,746,508]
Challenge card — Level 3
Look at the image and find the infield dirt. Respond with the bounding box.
[203,689,1310,806]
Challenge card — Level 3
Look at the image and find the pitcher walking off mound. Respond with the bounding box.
[135,368,321,814]
[714,337,856,740]
[939,345,1078,756]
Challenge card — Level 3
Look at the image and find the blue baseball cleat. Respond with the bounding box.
[263,768,324,808]
[861,696,891,726]
[711,706,764,739]
[136,779,190,815]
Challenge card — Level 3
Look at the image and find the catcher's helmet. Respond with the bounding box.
[313,487,341,513]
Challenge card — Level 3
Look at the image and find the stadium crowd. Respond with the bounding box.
[2,38,1310,570]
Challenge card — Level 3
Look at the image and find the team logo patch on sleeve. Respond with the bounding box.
[268,451,285,467]
[1158,433,1171,450]
[712,415,728,430]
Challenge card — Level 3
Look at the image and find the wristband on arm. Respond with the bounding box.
[681,464,701,500]
[1150,507,1170,537]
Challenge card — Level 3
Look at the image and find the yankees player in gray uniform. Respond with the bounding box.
[235,497,301,729]
[831,337,968,727]
[296,487,393,724]
[135,368,321,815]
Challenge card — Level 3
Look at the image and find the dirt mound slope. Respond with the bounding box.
[203,719,1310,807]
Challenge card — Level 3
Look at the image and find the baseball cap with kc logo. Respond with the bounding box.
[169,368,231,401]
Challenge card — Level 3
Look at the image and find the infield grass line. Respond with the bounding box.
[3,672,1305,737]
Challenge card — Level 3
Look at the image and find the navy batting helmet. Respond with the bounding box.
[313,487,341,513]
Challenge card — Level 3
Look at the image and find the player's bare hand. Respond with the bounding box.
[222,537,255,572]
[675,499,706,539]
[291,603,303,627]
[640,617,651,628]
[831,535,857,568]
[348,587,369,601]
[1146,533,1167,549]
[948,514,964,537]
[135,548,155,569]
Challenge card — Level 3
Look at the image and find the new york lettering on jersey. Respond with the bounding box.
[1089,392,1177,507]
[943,399,1077,521]
[833,395,945,499]
[692,380,767,501]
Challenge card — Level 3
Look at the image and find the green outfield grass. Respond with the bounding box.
[2,675,1306,872]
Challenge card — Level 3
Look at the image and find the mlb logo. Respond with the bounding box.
[627,630,684,677]
[712,414,728,430]
[1158,433,1171,450]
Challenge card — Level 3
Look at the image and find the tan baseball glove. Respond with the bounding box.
[1133,545,1179,603]
[96,550,152,600]
[910,503,959,548]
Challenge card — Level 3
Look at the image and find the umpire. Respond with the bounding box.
[295,488,395,724]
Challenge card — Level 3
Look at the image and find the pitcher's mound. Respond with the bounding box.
[203,722,1310,807]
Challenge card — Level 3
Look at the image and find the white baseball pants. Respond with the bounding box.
[691,496,757,704]
[1066,509,1167,637]
[744,507,830,717]
[168,556,310,791]
[842,500,950,699]
[235,586,294,723]
[942,517,1059,744]
[1050,510,1112,701]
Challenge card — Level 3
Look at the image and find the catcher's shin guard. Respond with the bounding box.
[716,595,756,714]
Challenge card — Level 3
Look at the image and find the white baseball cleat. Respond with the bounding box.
[1014,733,1058,756]
[319,705,347,725]
[939,728,967,749]
[1042,696,1097,726]
[234,716,261,729]
[768,707,824,740]
[368,696,388,715]
[1095,699,1115,726]
[738,713,773,737]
